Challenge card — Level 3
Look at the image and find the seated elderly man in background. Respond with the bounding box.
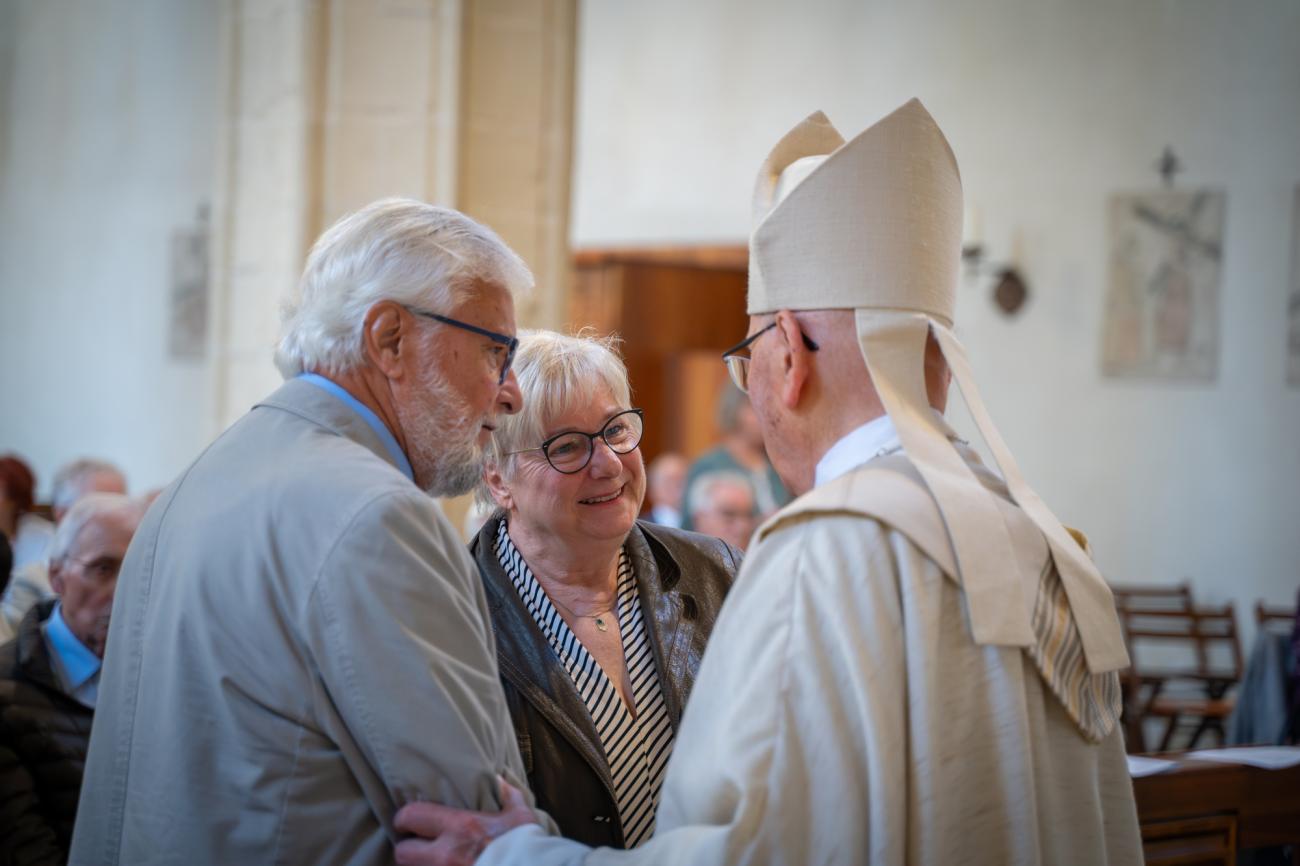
[680,386,787,531]
[0,458,127,642]
[71,199,545,866]
[0,455,53,575]
[642,453,687,528]
[687,472,756,552]
[0,493,144,865]
[465,330,739,850]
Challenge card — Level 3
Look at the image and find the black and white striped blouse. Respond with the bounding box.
[494,521,674,847]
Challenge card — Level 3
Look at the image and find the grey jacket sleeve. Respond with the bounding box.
[301,490,530,825]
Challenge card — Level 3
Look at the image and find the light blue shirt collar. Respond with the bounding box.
[43,603,101,694]
[298,373,414,481]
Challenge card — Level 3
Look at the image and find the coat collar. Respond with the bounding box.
[471,514,701,795]
[255,377,408,479]
[16,598,69,697]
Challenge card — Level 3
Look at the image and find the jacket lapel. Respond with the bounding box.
[472,517,616,797]
[255,378,404,477]
[624,524,694,730]
[17,600,72,697]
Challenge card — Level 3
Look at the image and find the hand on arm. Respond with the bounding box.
[393,776,537,866]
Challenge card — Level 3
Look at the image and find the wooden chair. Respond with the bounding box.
[1127,604,1244,751]
[1113,581,1195,615]
[1256,601,1296,632]
[1113,582,1195,751]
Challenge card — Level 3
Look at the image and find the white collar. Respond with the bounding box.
[813,410,961,489]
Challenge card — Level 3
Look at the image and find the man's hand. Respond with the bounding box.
[394,776,538,866]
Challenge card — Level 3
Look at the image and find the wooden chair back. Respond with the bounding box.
[1255,601,1296,633]
[1122,603,1244,682]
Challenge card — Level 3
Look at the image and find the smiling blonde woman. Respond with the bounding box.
[472,329,741,849]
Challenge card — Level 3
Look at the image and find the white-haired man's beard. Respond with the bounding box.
[397,366,491,498]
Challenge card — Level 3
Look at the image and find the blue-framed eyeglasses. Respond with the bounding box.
[720,322,819,394]
[406,307,518,385]
[507,409,645,474]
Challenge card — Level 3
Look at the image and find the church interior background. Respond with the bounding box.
[1,0,1297,717]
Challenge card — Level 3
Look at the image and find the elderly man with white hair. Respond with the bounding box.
[687,472,756,552]
[49,459,127,524]
[1,493,145,864]
[71,199,546,866]
[0,458,127,643]
[392,101,1142,865]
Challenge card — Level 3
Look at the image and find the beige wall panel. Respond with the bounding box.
[321,117,436,215]
[458,0,575,331]
[317,0,461,229]
[331,2,438,112]
[211,0,326,428]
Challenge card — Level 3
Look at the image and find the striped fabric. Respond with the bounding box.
[495,522,674,847]
[1025,560,1123,743]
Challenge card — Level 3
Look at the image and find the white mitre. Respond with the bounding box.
[749,99,1128,674]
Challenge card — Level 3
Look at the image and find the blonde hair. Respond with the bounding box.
[479,329,632,504]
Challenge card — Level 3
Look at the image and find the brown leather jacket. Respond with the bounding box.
[470,514,741,848]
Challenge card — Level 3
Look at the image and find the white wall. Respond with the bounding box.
[573,0,1300,629]
[0,0,221,495]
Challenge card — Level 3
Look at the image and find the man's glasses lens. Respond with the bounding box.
[725,356,750,394]
[544,410,644,473]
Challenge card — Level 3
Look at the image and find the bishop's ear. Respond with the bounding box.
[773,310,812,410]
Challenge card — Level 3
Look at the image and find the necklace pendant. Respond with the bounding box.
[595,616,608,632]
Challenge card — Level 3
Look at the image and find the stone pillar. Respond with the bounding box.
[209,0,575,534]
[316,0,464,229]
[458,0,576,331]
[210,0,327,430]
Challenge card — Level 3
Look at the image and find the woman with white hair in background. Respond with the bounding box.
[471,330,741,850]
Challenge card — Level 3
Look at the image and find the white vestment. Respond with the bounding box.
[480,443,1142,866]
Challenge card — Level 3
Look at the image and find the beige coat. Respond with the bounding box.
[480,447,1142,865]
[70,379,531,865]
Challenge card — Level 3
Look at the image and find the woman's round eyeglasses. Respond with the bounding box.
[507,409,644,474]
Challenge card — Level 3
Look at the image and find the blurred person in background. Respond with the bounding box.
[643,453,687,528]
[49,460,127,524]
[468,330,740,849]
[0,493,145,865]
[680,386,788,531]
[0,455,53,574]
[0,534,12,599]
[688,472,757,552]
[1,458,127,642]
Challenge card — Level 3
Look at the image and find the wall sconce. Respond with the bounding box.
[961,208,1030,316]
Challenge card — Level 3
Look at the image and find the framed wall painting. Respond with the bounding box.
[1102,189,1225,382]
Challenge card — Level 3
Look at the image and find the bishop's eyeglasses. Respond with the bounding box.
[720,322,819,394]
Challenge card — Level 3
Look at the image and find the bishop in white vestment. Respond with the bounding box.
[395,99,1144,866]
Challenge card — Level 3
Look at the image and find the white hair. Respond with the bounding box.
[689,471,754,517]
[51,459,126,514]
[478,329,632,505]
[275,198,533,378]
[48,493,144,565]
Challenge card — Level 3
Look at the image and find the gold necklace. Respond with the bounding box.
[548,594,617,632]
